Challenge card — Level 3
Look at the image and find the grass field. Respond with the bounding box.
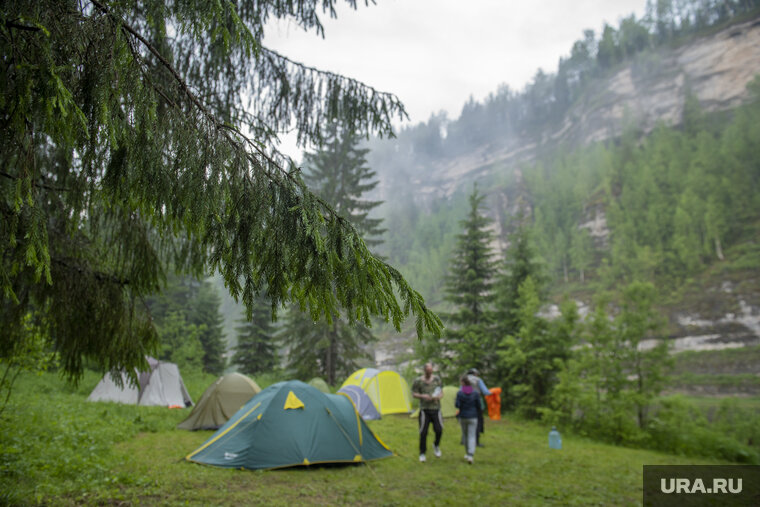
[102,416,725,506]
[0,372,731,506]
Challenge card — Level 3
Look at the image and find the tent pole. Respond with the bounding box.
[325,407,384,487]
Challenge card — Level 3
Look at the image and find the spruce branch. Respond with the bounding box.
[85,0,440,338]
[0,171,71,193]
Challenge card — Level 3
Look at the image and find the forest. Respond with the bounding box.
[2,0,760,504]
[372,0,760,307]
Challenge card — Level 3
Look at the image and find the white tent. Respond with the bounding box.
[88,371,140,404]
[88,357,193,407]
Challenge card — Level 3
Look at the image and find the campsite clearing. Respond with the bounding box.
[104,415,716,506]
[1,372,730,505]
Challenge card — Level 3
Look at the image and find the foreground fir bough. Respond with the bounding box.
[0,0,442,381]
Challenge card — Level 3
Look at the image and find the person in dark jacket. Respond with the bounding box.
[467,368,491,447]
[455,374,480,464]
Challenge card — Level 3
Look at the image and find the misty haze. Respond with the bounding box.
[3,1,760,504]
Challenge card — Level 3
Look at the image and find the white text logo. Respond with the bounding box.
[660,478,742,494]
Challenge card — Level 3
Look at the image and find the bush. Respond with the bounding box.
[711,397,760,452]
[543,391,760,463]
[646,396,758,463]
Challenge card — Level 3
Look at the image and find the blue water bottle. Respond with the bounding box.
[549,426,562,450]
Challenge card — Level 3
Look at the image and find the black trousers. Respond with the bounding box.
[476,401,484,444]
[418,409,443,455]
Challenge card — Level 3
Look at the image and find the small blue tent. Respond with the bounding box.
[338,385,381,420]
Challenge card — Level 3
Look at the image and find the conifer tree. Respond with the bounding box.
[616,281,670,429]
[233,296,277,376]
[281,124,381,385]
[280,309,373,384]
[190,281,227,376]
[0,0,441,382]
[157,311,204,372]
[302,123,386,247]
[145,275,226,374]
[493,216,545,341]
[433,185,497,379]
[497,277,574,416]
[570,227,594,282]
[548,283,669,437]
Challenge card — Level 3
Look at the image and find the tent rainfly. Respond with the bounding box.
[337,385,381,420]
[185,380,393,470]
[88,357,193,407]
[178,373,261,430]
[340,368,412,415]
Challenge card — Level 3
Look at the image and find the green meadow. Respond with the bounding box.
[0,371,732,506]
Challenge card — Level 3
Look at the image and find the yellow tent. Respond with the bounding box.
[340,368,412,415]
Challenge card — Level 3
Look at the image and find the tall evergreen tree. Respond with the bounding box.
[145,274,226,374]
[433,185,497,379]
[281,124,383,385]
[570,227,594,282]
[302,123,386,248]
[616,281,670,429]
[280,308,374,384]
[233,296,277,376]
[493,216,545,342]
[190,281,227,375]
[0,0,440,382]
[497,277,557,416]
[157,311,204,372]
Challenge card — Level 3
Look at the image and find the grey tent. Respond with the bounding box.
[88,356,193,407]
[178,373,261,430]
[337,385,381,420]
[87,371,141,404]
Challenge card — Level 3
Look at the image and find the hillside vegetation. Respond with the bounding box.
[358,4,760,449]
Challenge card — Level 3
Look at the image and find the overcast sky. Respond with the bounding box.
[263,0,647,155]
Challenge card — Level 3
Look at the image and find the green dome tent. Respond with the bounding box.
[307,377,330,393]
[185,380,393,470]
[177,373,261,430]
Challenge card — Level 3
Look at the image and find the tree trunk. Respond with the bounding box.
[636,361,645,429]
[715,236,724,261]
[326,321,338,385]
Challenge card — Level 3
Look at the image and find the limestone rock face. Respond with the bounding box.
[559,18,760,146]
[370,20,760,380]
[410,18,760,202]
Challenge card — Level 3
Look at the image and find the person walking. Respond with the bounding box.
[412,362,444,463]
[456,374,480,464]
[467,368,491,447]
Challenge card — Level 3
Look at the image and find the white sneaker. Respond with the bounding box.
[433,445,441,458]
[419,454,426,463]
[465,454,473,464]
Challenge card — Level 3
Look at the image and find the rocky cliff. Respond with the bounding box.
[421,17,760,201]
[373,18,760,389]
